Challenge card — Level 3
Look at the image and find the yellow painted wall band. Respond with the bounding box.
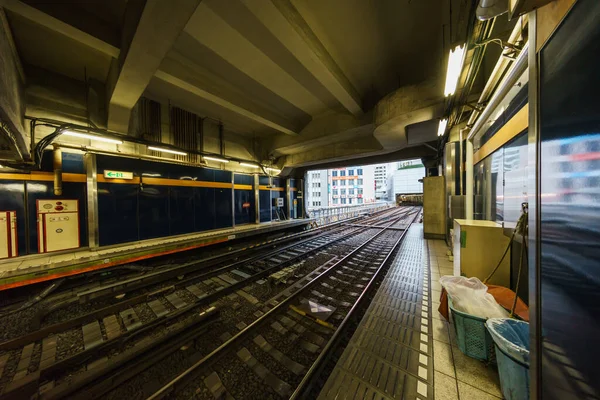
[473,105,528,165]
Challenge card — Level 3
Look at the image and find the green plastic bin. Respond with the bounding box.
[448,297,495,362]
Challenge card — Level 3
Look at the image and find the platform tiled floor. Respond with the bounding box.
[0,219,311,286]
[317,225,504,400]
[428,239,504,400]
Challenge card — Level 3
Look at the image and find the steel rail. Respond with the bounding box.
[290,207,422,399]
[147,209,416,399]
[0,220,368,351]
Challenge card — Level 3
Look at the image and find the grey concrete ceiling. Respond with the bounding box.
[2,0,472,167]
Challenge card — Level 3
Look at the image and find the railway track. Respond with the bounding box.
[142,207,421,400]
[0,206,410,399]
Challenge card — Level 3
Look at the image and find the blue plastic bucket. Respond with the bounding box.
[486,318,530,400]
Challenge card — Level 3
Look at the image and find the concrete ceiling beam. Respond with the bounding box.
[3,0,120,58]
[268,110,372,155]
[106,0,201,132]
[184,2,325,117]
[241,0,363,116]
[154,66,298,136]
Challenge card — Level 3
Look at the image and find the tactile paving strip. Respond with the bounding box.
[318,225,433,399]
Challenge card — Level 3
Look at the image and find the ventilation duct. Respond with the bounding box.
[477,0,508,21]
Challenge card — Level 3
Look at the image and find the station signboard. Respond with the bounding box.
[104,170,133,180]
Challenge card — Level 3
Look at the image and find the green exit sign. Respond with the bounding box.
[104,170,133,180]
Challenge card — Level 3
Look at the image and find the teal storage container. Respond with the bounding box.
[486,318,530,400]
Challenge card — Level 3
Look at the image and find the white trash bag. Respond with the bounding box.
[439,276,509,319]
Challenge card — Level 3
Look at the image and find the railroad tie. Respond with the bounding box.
[235,290,259,305]
[253,335,305,376]
[119,308,142,331]
[217,274,238,285]
[231,269,251,279]
[82,321,104,350]
[203,371,234,399]
[38,337,57,371]
[12,342,34,381]
[0,353,9,380]
[210,277,230,290]
[165,293,187,310]
[185,284,205,299]
[236,347,292,398]
[103,315,122,340]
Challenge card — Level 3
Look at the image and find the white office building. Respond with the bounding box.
[388,160,425,200]
[374,163,394,199]
[330,166,375,205]
[305,169,328,209]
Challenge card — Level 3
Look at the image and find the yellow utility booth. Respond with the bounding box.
[453,219,511,287]
[423,176,446,239]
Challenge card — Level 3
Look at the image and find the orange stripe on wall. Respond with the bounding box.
[234,184,253,190]
[259,186,285,191]
[142,177,232,188]
[97,175,141,184]
[0,172,86,182]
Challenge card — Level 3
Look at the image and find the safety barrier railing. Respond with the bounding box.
[306,202,393,227]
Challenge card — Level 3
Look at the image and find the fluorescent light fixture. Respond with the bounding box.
[62,130,123,144]
[147,146,188,156]
[444,44,466,96]
[203,156,229,163]
[240,162,259,168]
[266,167,281,173]
[438,119,448,137]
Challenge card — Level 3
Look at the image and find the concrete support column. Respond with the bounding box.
[231,173,235,228]
[269,176,273,222]
[466,140,474,220]
[286,179,292,219]
[254,174,260,224]
[85,153,99,248]
[298,178,304,218]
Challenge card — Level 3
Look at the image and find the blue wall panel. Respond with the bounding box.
[194,187,216,231]
[0,180,27,256]
[234,190,254,225]
[98,183,138,246]
[215,188,233,229]
[139,185,169,240]
[260,191,271,222]
[169,187,195,235]
[214,170,232,183]
[94,155,238,245]
[234,174,253,185]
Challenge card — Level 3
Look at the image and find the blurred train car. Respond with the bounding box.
[396,193,423,206]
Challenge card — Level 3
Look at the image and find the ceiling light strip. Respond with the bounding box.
[62,130,123,144]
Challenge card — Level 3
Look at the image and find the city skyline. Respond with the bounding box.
[306,160,425,209]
